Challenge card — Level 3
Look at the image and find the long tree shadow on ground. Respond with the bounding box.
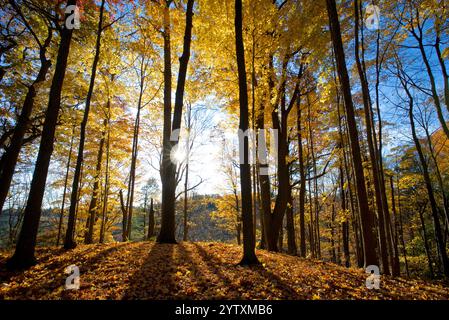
[122,242,304,299]
[0,243,129,299]
[122,243,177,299]
[191,243,303,299]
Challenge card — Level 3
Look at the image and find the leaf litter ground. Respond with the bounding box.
[0,242,448,299]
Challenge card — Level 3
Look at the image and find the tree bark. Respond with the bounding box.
[235,0,258,265]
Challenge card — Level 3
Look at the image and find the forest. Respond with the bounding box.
[0,0,449,301]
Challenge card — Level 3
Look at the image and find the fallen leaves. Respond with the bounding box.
[0,242,448,300]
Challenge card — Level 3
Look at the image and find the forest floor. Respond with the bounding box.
[0,241,448,300]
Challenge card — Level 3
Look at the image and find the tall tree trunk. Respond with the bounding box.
[119,189,127,241]
[57,124,75,246]
[335,78,352,266]
[394,174,410,277]
[124,71,144,241]
[307,96,320,258]
[372,12,398,277]
[256,84,271,250]
[286,186,297,255]
[297,96,306,258]
[183,162,189,241]
[337,95,363,267]
[330,203,337,263]
[389,174,401,275]
[148,198,155,240]
[64,0,106,250]
[99,102,110,244]
[233,187,241,245]
[354,0,389,274]
[326,0,378,267]
[158,0,194,243]
[256,166,265,249]
[278,216,284,252]
[235,0,258,265]
[418,202,435,278]
[85,118,106,244]
[340,164,350,267]
[183,104,191,241]
[6,0,76,270]
[307,159,315,258]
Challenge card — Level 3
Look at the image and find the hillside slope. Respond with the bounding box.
[1,242,448,300]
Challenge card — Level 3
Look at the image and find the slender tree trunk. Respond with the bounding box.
[143,193,147,240]
[183,104,191,241]
[6,0,76,270]
[297,96,306,258]
[256,166,265,249]
[119,189,127,241]
[336,93,358,267]
[256,81,271,250]
[57,124,75,246]
[395,174,410,277]
[418,202,435,278]
[372,13,398,277]
[307,157,315,258]
[235,0,258,265]
[278,216,284,252]
[354,0,389,274]
[340,164,350,267]
[330,203,337,263]
[389,174,401,275]
[99,104,110,244]
[286,186,297,255]
[233,187,241,245]
[65,0,106,250]
[85,118,106,244]
[326,0,378,267]
[183,162,189,241]
[339,100,363,267]
[148,198,155,240]
[307,96,320,258]
[125,72,144,241]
